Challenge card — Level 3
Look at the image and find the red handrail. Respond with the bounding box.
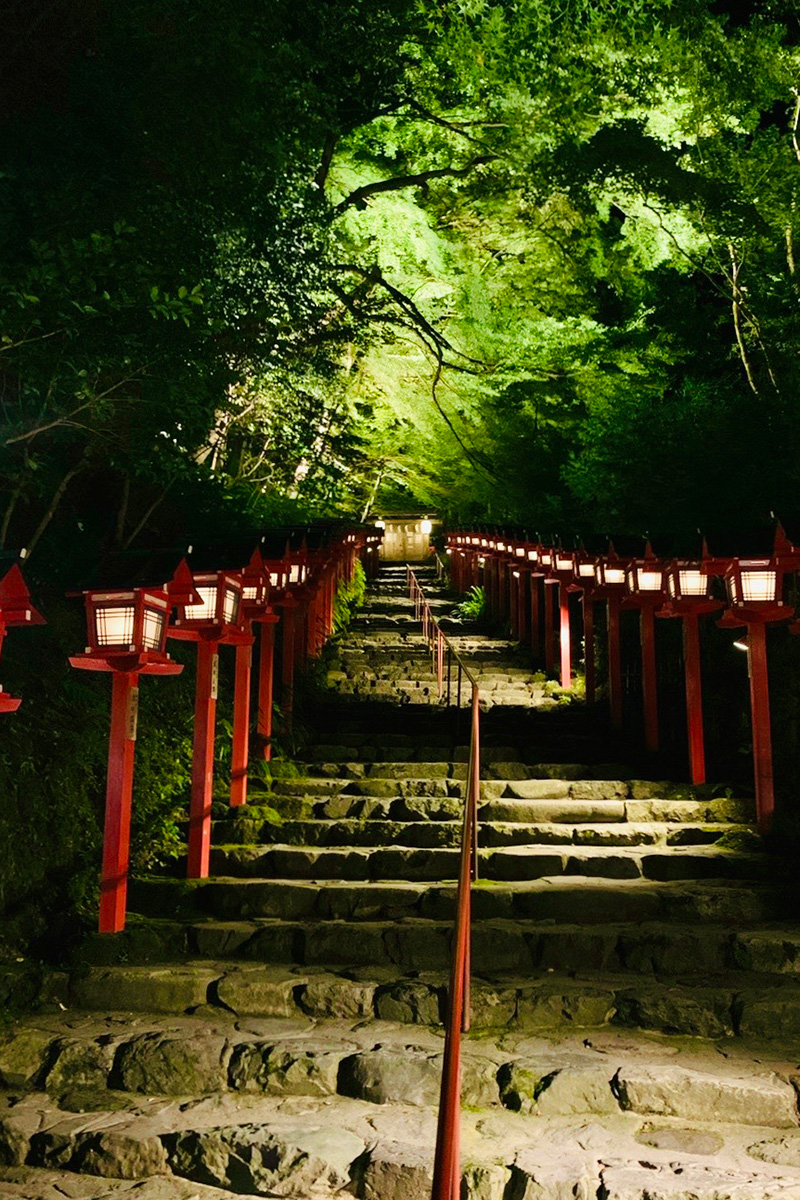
[406,567,480,1200]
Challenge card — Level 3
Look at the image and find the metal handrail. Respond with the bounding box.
[406,566,479,1200]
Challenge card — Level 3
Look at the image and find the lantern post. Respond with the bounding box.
[715,543,791,834]
[70,565,189,932]
[539,546,557,675]
[512,542,528,643]
[573,549,600,705]
[657,557,723,785]
[623,548,666,753]
[594,548,629,729]
[228,546,279,806]
[526,545,544,667]
[169,564,249,878]
[549,548,580,690]
[0,562,46,712]
[257,542,293,760]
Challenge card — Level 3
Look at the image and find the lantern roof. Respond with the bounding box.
[0,562,45,626]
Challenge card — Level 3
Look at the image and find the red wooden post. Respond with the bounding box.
[188,639,218,878]
[230,636,255,807]
[747,622,775,834]
[509,567,518,635]
[640,605,659,752]
[98,670,139,934]
[530,575,541,665]
[544,583,556,674]
[683,612,706,784]
[517,572,528,643]
[559,582,571,689]
[583,593,596,705]
[257,615,279,760]
[607,595,623,729]
[281,598,298,722]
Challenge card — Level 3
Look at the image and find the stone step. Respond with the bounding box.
[128,875,798,927]
[54,958,800,1040]
[206,843,772,884]
[245,793,754,826]
[73,918,800,989]
[212,815,754,850]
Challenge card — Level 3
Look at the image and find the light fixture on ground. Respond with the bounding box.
[70,556,194,932]
[572,546,601,705]
[593,543,632,729]
[624,546,666,754]
[169,560,249,878]
[658,551,723,785]
[710,526,793,834]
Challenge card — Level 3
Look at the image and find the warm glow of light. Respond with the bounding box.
[184,586,217,622]
[540,552,551,565]
[96,605,135,646]
[738,568,777,603]
[605,568,625,585]
[555,556,572,571]
[638,570,663,591]
[578,564,595,578]
[513,570,520,578]
[421,519,433,535]
[478,556,486,566]
[528,550,538,562]
[223,587,239,625]
[142,607,166,650]
[375,520,386,529]
[497,541,506,551]
[678,569,707,596]
[733,640,748,652]
[242,585,259,601]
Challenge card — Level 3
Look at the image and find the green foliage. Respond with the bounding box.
[453,585,486,621]
[333,561,368,633]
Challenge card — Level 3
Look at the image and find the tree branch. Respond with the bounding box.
[333,155,495,214]
[314,131,339,192]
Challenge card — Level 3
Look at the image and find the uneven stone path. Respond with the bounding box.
[4,563,800,1198]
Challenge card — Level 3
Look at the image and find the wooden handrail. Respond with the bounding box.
[406,566,480,1200]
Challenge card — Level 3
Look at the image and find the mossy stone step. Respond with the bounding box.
[128,875,798,927]
[206,842,772,884]
[55,959,800,1041]
[210,815,754,850]
[74,917,800,985]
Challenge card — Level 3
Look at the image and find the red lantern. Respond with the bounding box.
[0,562,45,712]
[70,558,190,934]
[169,562,250,880]
[656,555,724,785]
[707,525,794,834]
[593,543,633,729]
[623,547,666,753]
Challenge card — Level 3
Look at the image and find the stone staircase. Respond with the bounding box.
[4,564,800,1198]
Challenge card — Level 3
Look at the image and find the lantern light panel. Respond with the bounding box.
[730,563,778,604]
[555,555,573,571]
[578,563,595,578]
[96,602,136,648]
[667,569,708,599]
[184,586,217,623]
[142,602,167,650]
[528,549,539,562]
[636,569,663,592]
